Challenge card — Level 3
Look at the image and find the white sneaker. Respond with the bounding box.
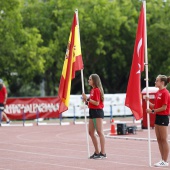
[154,160,162,166]
[154,160,169,167]
[163,161,169,166]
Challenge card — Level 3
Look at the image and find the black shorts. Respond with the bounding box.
[0,103,4,111]
[89,109,104,119]
[155,114,169,126]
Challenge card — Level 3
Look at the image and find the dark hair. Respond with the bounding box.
[90,74,104,101]
[157,75,170,86]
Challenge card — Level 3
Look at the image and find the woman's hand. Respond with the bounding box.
[146,108,152,114]
[82,93,87,102]
[145,96,149,102]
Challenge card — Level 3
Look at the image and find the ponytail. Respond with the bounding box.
[167,76,170,84]
[158,75,170,86]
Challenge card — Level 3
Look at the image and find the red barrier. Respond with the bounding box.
[4,97,61,120]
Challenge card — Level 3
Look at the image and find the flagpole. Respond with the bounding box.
[75,9,90,158]
[143,0,152,166]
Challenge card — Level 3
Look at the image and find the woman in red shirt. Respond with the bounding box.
[146,75,170,167]
[0,79,10,124]
[82,74,106,159]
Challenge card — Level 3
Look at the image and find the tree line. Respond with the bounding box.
[0,0,170,97]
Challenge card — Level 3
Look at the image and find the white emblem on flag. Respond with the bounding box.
[136,38,142,74]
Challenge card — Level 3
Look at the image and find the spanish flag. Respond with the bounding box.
[58,11,84,114]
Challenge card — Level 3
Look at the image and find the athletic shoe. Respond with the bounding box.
[164,162,169,166]
[89,153,101,159]
[6,120,11,124]
[6,120,12,124]
[154,160,169,167]
[100,152,107,159]
[154,160,163,166]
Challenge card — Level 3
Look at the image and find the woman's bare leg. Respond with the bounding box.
[155,124,169,162]
[2,112,9,122]
[96,118,105,154]
[89,119,99,154]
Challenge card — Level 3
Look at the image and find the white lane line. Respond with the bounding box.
[105,133,170,142]
[0,145,158,160]
[1,152,168,170]
[0,157,94,170]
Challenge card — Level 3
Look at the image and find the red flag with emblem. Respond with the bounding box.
[125,4,145,120]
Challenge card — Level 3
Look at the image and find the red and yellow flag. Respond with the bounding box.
[58,11,83,114]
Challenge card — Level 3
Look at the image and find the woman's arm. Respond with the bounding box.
[82,93,99,106]
[149,102,154,109]
[146,105,167,114]
[88,98,99,106]
[145,96,155,110]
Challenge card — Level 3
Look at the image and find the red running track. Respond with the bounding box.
[0,118,169,170]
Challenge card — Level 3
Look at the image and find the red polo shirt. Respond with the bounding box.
[154,88,170,115]
[88,88,104,109]
[0,86,7,103]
